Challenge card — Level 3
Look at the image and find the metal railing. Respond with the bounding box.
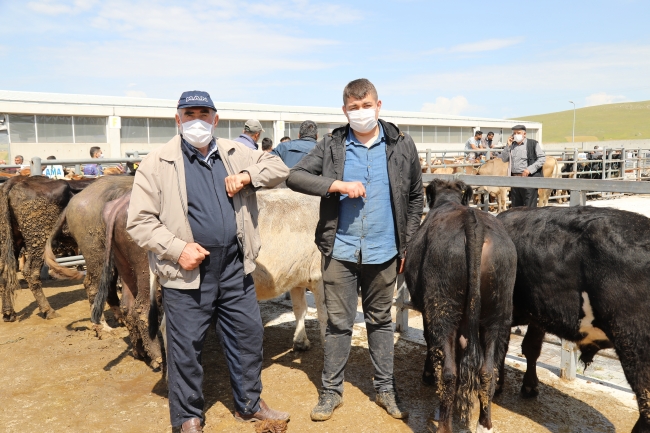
[29,156,143,177]
[394,173,650,381]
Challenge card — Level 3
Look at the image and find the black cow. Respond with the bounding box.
[404,179,516,433]
[497,205,650,433]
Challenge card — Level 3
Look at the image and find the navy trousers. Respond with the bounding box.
[163,244,263,428]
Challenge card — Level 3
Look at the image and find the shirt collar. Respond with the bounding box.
[181,137,218,162]
[346,123,385,148]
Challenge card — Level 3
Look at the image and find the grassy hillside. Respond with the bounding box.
[514,100,650,143]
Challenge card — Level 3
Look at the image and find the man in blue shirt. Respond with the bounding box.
[233,119,264,150]
[271,120,318,168]
[287,79,423,422]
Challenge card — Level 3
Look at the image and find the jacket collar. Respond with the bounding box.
[159,134,236,163]
[330,119,403,146]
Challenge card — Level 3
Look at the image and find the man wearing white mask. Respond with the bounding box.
[287,79,422,422]
[500,124,546,207]
[127,91,289,433]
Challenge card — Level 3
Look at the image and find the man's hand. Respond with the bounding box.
[507,135,514,145]
[225,172,251,197]
[522,169,530,177]
[329,180,366,198]
[178,243,210,270]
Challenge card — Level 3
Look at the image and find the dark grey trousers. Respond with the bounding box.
[321,255,398,396]
[510,187,538,208]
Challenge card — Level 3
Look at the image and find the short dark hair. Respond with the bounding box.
[487,131,494,136]
[46,155,56,160]
[298,120,318,140]
[90,146,101,157]
[343,78,378,104]
[261,137,273,151]
[280,136,291,143]
[15,155,23,162]
[475,130,483,136]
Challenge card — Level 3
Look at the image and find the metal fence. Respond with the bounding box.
[393,173,650,381]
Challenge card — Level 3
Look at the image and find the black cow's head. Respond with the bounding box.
[426,179,473,209]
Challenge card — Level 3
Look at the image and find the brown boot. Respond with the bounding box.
[234,399,290,422]
[180,418,203,433]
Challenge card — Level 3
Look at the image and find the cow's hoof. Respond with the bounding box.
[2,312,16,322]
[293,339,311,351]
[422,371,436,387]
[520,385,539,398]
[494,384,504,395]
[44,309,60,320]
[150,358,163,372]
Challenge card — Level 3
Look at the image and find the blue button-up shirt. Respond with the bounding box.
[182,137,218,166]
[332,124,397,264]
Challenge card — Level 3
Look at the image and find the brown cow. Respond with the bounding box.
[476,158,510,213]
[537,156,560,207]
[0,176,95,321]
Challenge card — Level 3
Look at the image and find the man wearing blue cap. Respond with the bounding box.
[127,91,290,433]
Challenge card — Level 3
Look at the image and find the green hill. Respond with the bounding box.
[514,100,650,143]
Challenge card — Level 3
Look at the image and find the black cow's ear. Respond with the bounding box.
[460,182,473,206]
[425,182,436,209]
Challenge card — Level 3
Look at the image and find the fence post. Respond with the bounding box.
[426,149,432,173]
[569,189,586,206]
[134,151,140,159]
[75,164,81,175]
[394,274,409,333]
[573,150,579,179]
[638,148,643,181]
[560,338,578,380]
[30,156,42,176]
[621,147,626,180]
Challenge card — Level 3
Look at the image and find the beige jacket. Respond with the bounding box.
[126,135,289,289]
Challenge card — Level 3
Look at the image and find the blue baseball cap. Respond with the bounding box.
[177,90,216,111]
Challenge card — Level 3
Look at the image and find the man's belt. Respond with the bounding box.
[511,173,524,176]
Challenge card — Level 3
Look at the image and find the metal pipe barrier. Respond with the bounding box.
[394,173,650,381]
[29,156,143,176]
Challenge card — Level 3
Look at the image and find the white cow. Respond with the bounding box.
[253,188,326,350]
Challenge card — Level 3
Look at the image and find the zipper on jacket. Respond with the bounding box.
[173,161,192,240]
[222,149,247,274]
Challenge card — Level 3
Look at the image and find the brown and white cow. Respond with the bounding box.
[476,158,510,213]
[537,156,561,207]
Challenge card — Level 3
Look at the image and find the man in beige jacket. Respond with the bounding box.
[127,91,289,433]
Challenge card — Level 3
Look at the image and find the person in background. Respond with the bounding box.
[83,146,103,176]
[271,120,318,169]
[2,155,24,173]
[287,78,421,422]
[500,124,546,207]
[482,131,496,149]
[280,136,291,143]
[233,120,264,150]
[46,155,56,160]
[464,130,484,162]
[261,137,273,152]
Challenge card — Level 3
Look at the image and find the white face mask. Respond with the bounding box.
[181,118,214,148]
[513,133,524,143]
[347,108,378,134]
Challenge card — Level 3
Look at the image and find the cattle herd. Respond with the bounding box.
[1,167,649,432]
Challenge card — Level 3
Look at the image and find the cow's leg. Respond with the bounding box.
[477,334,497,433]
[521,322,545,397]
[611,337,650,432]
[1,276,15,322]
[432,331,457,433]
[106,270,124,326]
[120,276,146,360]
[421,314,436,386]
[494,327,511,395]
[23,247,58,319]
[290,286,310,351]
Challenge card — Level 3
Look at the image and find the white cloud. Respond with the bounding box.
[125,90,147,97]
[386,43,650,95]
[585,92,628,107]
[450,38,523,53]
[27,0,97,15]
[421,96,470,115]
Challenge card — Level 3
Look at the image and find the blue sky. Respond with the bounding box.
[1,0,649,118]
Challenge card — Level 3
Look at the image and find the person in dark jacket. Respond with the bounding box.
[287,78,423,422]
[271,120,318,168]
[500,124,546,207]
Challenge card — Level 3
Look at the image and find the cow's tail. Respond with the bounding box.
[0,186,18,307]
[148,270,160,341]
[90,207,118,325]
[456,208,484,425]
[44,212,84,280]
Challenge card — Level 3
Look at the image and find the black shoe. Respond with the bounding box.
[376,390,409,419]
[310,390,343,421]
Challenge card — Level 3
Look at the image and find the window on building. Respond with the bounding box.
[149,118,177,143]
[229,121,245,140]
[260,121,274,142]
[36,115,73,143]
[436,126,449,143]
[121,118,148,143]
[8,114,37,143]
[214,120,229,140]
[450,127,463,143]
[74,116,107,143]
[407,125,422,143]
[423,126,435,143]
[0,114,8,145]
[528,129,538,140]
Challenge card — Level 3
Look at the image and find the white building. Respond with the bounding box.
[0,90,542,162]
